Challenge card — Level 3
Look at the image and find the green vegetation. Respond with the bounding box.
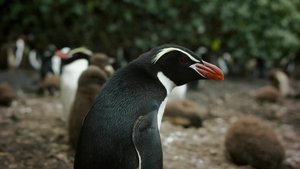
[1,0,300,66]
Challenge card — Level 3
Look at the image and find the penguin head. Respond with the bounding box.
[151,44,224,86]
[78,65,108,88]
[91,53,115,77]
[57,47,92,66]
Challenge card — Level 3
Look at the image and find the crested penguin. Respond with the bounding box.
[74,44,224,169]
[59,47,92,122]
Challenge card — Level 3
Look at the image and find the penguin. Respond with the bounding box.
[68,65,108,149]
[39,74,61,95]
[74,44,224,169]
[38,46,61,95]
[270,69,291,97]
[0,83,17,107]
[250,85,280,102]
[249,68,292,102]
[59,47,92,122]
[90,53,115,77]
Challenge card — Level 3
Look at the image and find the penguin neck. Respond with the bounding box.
[61,54,90,66]
[156,71,176,129]
[62,59,89,75]
[157,72,176,95]
[61,59,89,88]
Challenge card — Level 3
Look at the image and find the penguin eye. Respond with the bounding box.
[177,57,189,65]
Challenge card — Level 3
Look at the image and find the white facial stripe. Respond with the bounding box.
[152,47,200,63]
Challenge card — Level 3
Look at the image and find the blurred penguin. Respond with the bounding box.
[250,68,293,102]
[270,69,291,97]
[225,116,285,169]
[38,45,60,95]
[163,99,204,128]
[59,47,92,122]
[39,74,61,95]
[0,83,17,107]
[250,85,280,102]
[68,66,108,148]
[90,53,115,77]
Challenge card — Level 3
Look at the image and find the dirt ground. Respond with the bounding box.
[0,70,299,169]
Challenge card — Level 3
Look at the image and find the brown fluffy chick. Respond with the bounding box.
[225,116,285,169]
[250,85,280,102]
[0,83,17,106]
[91,53,115,77]
[250,69,292,102]
[68,66,108,149]
[163,99,203,128]
[39,74,60,95]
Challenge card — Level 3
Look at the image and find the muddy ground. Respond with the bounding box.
[0,70,299,169]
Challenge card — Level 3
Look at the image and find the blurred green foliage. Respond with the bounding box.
[1,0,300,65]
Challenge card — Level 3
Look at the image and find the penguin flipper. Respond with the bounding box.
[132,112,163,169]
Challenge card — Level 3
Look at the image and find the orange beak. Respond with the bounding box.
[191,61,224,80]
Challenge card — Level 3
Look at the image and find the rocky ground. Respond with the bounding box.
[0,71,299,169]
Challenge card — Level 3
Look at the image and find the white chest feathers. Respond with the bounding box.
[60,59,89,121]
[168,85,187,101]
[156,72,176,129]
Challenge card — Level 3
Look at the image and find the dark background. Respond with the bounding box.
[1,0,300,72]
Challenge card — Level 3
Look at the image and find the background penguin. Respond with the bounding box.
[0,83,17,107]
[59,47,92,122]
[250,85,280,102]
[38,46,63,95]
[250,68,292,102]
[68,65,108,149]
[163,99,204,128]
[90,52,115,77]
[225,116,285,169]
[270,69,292,97]
[74,44,224,169]
[39,74,61,96]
